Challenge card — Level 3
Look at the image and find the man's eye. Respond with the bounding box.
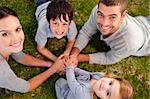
[110,16,117,20]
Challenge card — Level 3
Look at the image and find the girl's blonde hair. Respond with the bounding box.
[92,74,133,99]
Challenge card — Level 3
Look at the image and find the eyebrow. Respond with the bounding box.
[0,30,9,33]
[97,10,118,17]
[0,25,22,33]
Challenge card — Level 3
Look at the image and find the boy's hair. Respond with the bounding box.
[98,0,128,13]
[0,7,19,19]
[92,74,133,99]
[46,0,73,23]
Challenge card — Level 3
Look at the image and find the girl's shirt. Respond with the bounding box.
[0,52,29,93]
[35,1,77,46]
[65,66,104,99]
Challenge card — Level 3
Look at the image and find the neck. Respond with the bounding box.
[0,50,10,60]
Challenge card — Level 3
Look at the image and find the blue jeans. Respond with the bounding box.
[35,0,50,7]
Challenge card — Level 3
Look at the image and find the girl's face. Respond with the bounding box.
[0,15,24,54]
[92,77,120,99]
[50,14,70,39]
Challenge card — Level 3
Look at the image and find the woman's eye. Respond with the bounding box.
[16,28,22,32]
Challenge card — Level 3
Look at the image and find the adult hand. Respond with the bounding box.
[64,55,78,68]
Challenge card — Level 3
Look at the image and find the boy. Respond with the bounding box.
[35,0,77,62]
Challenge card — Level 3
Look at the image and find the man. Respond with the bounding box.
[71,0,150,65]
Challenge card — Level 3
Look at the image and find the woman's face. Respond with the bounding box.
[92,77,120,99]
[0,15,24,54]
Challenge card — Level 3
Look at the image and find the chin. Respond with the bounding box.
[12,47,23,53]
[55,36,64,39]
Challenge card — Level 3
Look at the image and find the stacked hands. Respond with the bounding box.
[55,55,78,75]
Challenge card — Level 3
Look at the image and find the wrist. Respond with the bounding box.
[66,65,75,70]
[47,61,53,67]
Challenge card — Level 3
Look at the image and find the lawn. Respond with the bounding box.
[0,0,150,99]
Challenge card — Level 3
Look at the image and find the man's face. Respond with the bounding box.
[50,14,70,39]
[96,3,126,36]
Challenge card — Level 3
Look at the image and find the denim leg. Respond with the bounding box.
[35,0,50,7]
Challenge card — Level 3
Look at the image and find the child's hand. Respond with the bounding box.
[64,55,78,68]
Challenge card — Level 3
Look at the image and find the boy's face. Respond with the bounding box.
[50,14,70,39]
[0,15,24,54]
[92,77,120,99]
[96,3,127,36]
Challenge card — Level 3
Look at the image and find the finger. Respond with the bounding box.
[58,54,64,59]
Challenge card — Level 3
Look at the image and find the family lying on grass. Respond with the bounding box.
[0,0,150,99]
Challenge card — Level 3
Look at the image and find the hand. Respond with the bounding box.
[64,55,78,68]
[56,63,66,75]
[58,52,70,60]
[70,47,80,57]
[51,58,64,72]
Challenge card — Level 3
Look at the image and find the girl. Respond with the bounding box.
[55,56,133,99]
[0,7,63,93]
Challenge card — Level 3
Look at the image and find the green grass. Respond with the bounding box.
[0,0,150,99]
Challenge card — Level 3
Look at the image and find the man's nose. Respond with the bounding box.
[101,17,110,26]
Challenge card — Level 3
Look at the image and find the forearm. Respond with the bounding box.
[64,40,75,55]
[70,47,80,56]
[74,68,91,75]
[28,65,57,92]
[19,54,52,67]
[78,54,89,62]
[38,47,57,62]
[89,51,130,65]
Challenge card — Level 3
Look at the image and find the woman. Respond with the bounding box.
[0,7,63,93]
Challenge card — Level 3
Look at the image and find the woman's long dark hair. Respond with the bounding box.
[0,7,19,19]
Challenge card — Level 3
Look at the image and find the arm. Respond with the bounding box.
[35,26,57,62]
[73,6,98,53]
[63,39,75,56]
[27,58,63,92]
[12,51,52,67]
[66,66,88,98]
[89,43,131,65]
[0,57,62,93]
[63,56,88,97]
[74,68,91,75]
[37,44,57,62]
